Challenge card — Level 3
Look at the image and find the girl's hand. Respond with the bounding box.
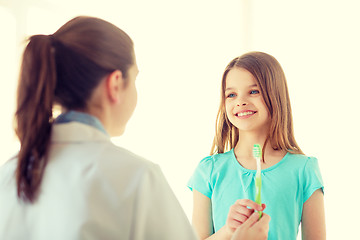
[231,212,271,240]
[225,199,265,235]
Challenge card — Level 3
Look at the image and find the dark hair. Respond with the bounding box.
[211,52,303,158]
[15,16,134,203]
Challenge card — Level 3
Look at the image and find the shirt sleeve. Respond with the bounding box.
[132,164,198,240]
[187,155,214,199]
[303,157,324,203]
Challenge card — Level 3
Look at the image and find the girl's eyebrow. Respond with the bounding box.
[225,87,235,92]
[225,84,258,91]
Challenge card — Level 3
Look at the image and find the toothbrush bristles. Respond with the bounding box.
[253,144,262,159]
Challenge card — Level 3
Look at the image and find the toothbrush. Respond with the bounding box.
[253,144,262,219]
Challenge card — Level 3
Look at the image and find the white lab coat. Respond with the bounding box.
[0,122,198,240]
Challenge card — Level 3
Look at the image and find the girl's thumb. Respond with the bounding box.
[243,212,260,228]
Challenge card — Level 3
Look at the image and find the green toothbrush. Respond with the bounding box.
[253,144,262,219]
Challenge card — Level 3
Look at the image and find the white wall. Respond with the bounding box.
[1,1,359,239]
[0,6,18,161]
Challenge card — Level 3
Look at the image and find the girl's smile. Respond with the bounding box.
[235,110,257,119]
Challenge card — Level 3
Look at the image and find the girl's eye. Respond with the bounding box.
[227,93,236,98]
[250,90,260,94]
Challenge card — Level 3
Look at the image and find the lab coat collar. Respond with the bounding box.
[54,111,108,135]
[51,122,110,143]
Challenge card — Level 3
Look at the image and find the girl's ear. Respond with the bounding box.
[105,70,124,104]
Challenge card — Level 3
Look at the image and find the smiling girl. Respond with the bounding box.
[188,52,326,240]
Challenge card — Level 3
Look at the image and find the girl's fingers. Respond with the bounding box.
[230,204,254,217]
[228,207,251,224]
[244,212,271,229]
[227,199,266,231]
[241,212,260,228]
[236,199,263,211]
[228,218,242,229]
[258,212,271,225]
[230,211,250,223]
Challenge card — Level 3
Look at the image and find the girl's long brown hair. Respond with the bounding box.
[211,52,303,158]
[15,16,134,203]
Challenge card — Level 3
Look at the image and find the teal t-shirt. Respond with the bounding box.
[187,149,324,240]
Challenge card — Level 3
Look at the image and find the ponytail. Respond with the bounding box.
[15,35,56,203]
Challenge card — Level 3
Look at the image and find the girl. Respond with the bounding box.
[188,52,325,240]
[0,16,198,240]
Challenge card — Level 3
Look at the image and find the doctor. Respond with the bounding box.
[0,16,270,240]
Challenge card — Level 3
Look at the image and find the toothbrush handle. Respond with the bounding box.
[255,175,262,219]
[255,197,262,218]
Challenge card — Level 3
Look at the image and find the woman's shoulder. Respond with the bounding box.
[0,157,18,187]
[55,143,163,197]
[49,138,159,186]
[100,143,158,172]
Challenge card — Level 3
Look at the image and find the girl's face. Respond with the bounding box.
[225,67,270,134]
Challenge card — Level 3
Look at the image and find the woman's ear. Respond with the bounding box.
[105,70,124,104]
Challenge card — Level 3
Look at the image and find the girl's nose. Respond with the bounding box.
[236,101,247,106]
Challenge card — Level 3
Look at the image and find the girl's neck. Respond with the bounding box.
[234,132,268,158]
[234,131,286,169]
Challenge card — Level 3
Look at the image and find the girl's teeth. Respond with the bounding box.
[238,111,254,117]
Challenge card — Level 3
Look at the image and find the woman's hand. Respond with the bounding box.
[225,199,265,235]
[231,212,271,240]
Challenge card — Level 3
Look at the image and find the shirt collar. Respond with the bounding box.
[54,110,108,136]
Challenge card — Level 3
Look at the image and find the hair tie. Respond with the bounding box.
[48,34,57,53]
[48,34,57,43]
